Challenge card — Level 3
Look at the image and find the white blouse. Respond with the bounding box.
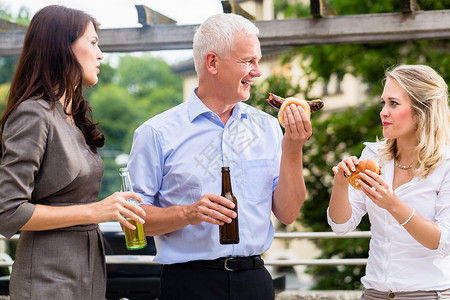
[328,142,450,292]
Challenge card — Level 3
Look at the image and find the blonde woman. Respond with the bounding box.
[328,64,450,299]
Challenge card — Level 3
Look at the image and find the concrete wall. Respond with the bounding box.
[276,290,361,300]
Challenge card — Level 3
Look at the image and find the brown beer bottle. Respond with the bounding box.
[219,167,239,244]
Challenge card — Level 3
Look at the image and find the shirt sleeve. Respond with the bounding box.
[434,159,450,256]
[327,187,367,235]
[127,123,164,205]
[0,102,46,238]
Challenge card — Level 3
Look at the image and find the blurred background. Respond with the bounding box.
[1,0,450,293]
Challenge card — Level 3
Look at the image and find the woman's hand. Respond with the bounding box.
[332,156,359,184]
[358,170,399,211]
[89,192,146,230]
[328,156,360,224]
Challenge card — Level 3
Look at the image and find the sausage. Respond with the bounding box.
[267,93,324,113]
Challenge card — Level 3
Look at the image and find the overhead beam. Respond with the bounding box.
[1,10,450,56]
[256,9,450,48]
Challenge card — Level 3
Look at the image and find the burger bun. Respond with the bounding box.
[346,158,382,190]
[278,97,311,128]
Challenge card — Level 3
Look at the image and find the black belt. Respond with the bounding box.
[172,255,264,272]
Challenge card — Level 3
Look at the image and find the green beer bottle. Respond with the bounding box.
[119,167,147,250]
[219,167,239,244]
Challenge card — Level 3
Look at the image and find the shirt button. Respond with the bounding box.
[389,292,395,298]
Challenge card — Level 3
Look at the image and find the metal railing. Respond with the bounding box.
[0,231,371,268]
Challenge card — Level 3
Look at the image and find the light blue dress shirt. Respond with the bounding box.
[128,88,283,264]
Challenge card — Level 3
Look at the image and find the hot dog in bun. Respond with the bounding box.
[266,93,324,127]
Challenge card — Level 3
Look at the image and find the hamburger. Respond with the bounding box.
[345,158,382,190]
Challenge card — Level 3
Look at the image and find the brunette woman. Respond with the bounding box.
[0,5,145,299]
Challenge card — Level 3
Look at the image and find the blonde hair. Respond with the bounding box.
[193,13,259,77]
[378,64,450,177]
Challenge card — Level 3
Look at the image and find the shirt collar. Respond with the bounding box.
[187,87,247,123]
[363,142,381,156]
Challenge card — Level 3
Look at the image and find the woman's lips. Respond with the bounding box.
[382,122,391,126]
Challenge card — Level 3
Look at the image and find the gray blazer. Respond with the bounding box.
[0,99,106,299]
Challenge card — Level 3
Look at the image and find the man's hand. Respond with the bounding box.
[282,104,312,158]
[183,193,237,226]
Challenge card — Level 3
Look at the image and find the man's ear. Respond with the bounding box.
[205,52,218,75]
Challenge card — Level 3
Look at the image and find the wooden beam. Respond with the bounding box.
[1,10,450,56]
[310,0,337,18]
[221,1,256,20]
[135,5,176,27]
[256,10,450,48]
[400,0,420,14]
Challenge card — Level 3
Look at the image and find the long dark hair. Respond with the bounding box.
[0,5,104,152]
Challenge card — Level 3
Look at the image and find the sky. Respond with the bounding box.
[1,0,224,64]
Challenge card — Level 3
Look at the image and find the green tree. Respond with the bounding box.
[0,3,30,25]
[116,54,182,107]
[0,56,18,84]
[89,54,183,201]
[90,84,144,152]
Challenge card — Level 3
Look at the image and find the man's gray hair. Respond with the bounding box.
[193,13,259,77]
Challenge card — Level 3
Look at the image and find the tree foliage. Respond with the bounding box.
[89,54,183,200]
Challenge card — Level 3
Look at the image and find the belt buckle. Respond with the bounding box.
[224,257,235,271]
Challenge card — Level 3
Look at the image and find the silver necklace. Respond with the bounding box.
[395,160,412,170]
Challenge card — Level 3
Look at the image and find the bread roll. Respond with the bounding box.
[346,159,382,190]
[278,97,311,128]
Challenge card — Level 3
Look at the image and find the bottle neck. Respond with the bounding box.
[119,169,134,192]
[221,168,232,194]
